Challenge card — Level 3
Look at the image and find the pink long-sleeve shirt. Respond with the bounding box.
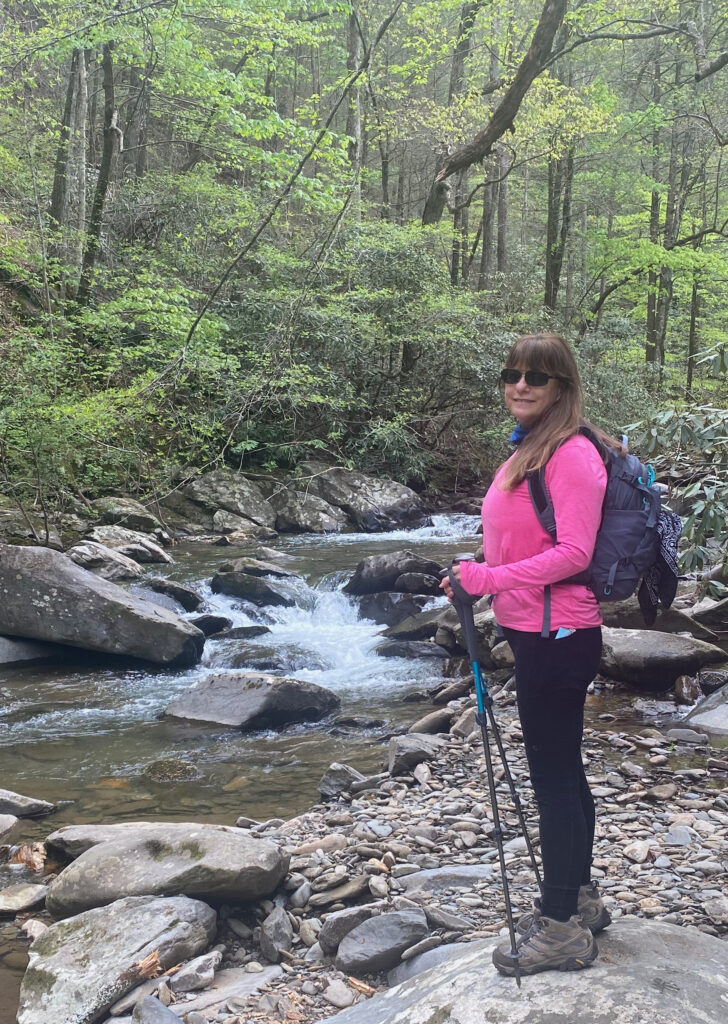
[459,433,608,632]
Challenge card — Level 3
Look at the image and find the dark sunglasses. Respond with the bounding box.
[500,368,567,387]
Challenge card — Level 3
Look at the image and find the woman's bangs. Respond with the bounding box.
[507,335,561,376]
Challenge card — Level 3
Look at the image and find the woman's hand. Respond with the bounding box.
[439,563,462,602]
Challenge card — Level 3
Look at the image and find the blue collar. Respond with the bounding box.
[509,423,531,446]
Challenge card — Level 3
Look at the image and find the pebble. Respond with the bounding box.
[322,980,355,1008]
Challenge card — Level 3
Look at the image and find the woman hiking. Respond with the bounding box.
[441,332,613,977]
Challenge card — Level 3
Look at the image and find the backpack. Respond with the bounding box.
[527,425,671,637]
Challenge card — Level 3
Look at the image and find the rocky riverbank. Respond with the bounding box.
[3,664,727,1024]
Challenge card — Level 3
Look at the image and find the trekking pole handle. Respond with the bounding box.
[441,557,480,663]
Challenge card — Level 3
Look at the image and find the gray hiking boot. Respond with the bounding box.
[493,909,598,977]
[516,882,611,937]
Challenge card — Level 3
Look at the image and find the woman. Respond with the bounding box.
[441,333,614,977]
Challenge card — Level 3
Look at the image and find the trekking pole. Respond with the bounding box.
[442,556,535,987]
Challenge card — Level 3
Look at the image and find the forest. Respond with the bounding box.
[0,0,727,581]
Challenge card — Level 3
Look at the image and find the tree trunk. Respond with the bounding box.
[70,49,89,292]
[77,42,119,308]
[544,149,573,309]
[346,9,362,218]
[496,147,508,274]
[49,50,79,239]
[477,171,495,290]
[686,277,699,395]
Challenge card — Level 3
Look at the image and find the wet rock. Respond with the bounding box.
[260,905,293,962]
[211,570,296,607]
[0,635,73,669]
[382,607,445,640]
[698,667,728,695]
[142,758,201,783]
[335,909,428,974]
[0,545,204,667]
[388,734,446,775]
[184,470,277,531]
[67,540,144,581]
[376,640,450,660]
[222,625,271,640]
[0,788,54,818]
[46,821,252,858]
[318,763,367,800]
[344,550,442,596]
[407,709,455,734]
[0,814,18,838]
[357,593,430,627]
[393,573,442,596]
[0,882,47,913]
[188,613,232,636]
[601,597,719,640]
[674,674,702,705]
[164,671,340,730]
[90,497,162,534]
[45,823,288,918]
[664,727,709,744]
[268,487,348,533]
[217,557,300,580]
[144,578,204,612]
[692,596,728,632]
[132,996,179,1023]
[168,949,222,993]
[683,682,728,737]
[17,894,216,1024]
[600,627,726,690]
[292,463,424,531]
[212,510,276,539]
[85,526,172,563]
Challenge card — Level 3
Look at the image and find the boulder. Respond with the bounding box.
[692,596,728,631]
[318,763,367,800]
[0,788,55,817]
[45,823,288,918]
[319,920,728,1024]
[184,470,277,530]
[212,509,277,539]
[0,636,73,669]
[168,949,222,993]
[217,557,300,580]
[698,667,728,695]
[601,596,719,640]
[334,910,428,974]
[0,882,48,913]
[90,497,162,534]
[398,865,493,893]
[376,640,450,659]
[144,578,204,612]
[0,814,18,839]
[600,627,726,690]
[158,491,215,534]
[260,905,294,962]
[210,571,296,607]
[293,463,424,531]
[17,895,216,1024]
[85,526,172,563]
[388,734,446,775]
[0,545,204,666]
[393,573,442,596]
[164,965,281,1015]
[133,996,179,1023]
[381,607,445,640]
[357,593,430,627]
[407,708,455,734]
[318,906,378,955]
[0,496,63,549]
[67,541,144,581]
[268,487,348,533]
[222,625,271,640]
[344,550,443,595]
[164,671,340,729]
[684,682,728,736]
[452,604,499,664]
[188,613,232,636]
[46,821,252,859]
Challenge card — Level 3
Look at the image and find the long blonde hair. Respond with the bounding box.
[501,333,622,490]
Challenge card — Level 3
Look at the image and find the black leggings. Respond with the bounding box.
[502,626,602,922]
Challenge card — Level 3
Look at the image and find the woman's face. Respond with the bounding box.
[504,367,562,427]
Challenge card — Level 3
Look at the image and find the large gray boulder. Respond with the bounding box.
[211,570,296,607]
[0,635,73,668]
[388,734,446,775]
[164,671,340,729]
[46,821,251,859]
[89,497,162,533]
[344,550,443,596]
[600,627,726,690]
[17,894,216,1024]
[335,910,428,974]
[381,606,446,640]
[85,526,171,563]
[293,463,424,531]
[357,593,430,627]
[684,681,728,736]
[692,596,728,631]
[45,823,288,918]
[268,486,347,533]
[0,545,204,667]
[0,787,54,817]
[0,814,18,839]
[212,509,277,539]
[184,469,276,530]
[320,919,728,1024]
[601,595,719,640]
[67,540,144,581]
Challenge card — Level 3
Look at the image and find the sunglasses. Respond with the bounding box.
[500,368,567,387]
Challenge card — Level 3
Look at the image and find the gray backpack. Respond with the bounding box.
[527,425,665,636]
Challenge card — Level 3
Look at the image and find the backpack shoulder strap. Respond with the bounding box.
[527,468,557,540]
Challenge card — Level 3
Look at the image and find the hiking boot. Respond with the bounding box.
[516,883,611,937]
[493,909,598,977]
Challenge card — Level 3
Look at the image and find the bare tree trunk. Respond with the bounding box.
[544,148,573,309]
[346,9,362,219]
[496,147,508,274]
[49,50,79,241]
[395,150,405,224]
[70,49,88,293]
[477,171,495,290]
[77,42,119,308]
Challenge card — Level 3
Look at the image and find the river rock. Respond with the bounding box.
[0,788,55,817]
[698,667,728,695]
[452,605,499,664]
[211,509,275,539]
[85,526,172,563]
[692,596,728,631]
[683,681,728,736]
[67,540,144,581]
[0,814,18,839]
[45,823,288,918]
[210,570,296,607]
[0,882,47,913]
[318,763,367,799]
[268,487,347,533]
[17,894,217,1024]
[318,906,378,955]
[382,607,445,640]
[600,627,726,690]
[321,920,728,1024]
[0,635,74,668]
[188,613,232,636]
[184,469,277,530]
[46,821,254,858]
[164,671,340,729]
[601,596,719,640]
[168,949,222,993]
[165,966,282,1015]
[344,550,442,595]
[0,545,204,666]
[399,865,493,893]
[260,905,293,962]
[293,462,424,531]
[407,709,454,734]
[357,593,430,627]
[335,909,428,974]
[674,674,702,704]
[132,996,179,1023]
[393,573,442,596]
[143,578,204,612]
[90,497,162,534]
[388,734,446,775]
[377,640,450,660]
